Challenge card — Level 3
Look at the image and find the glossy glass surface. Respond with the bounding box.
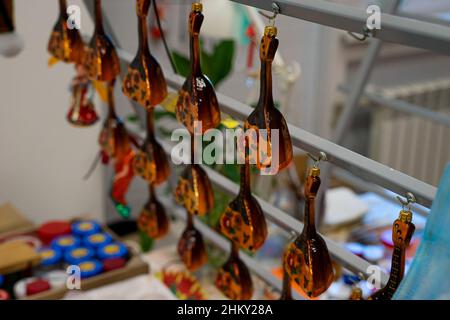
[132,109,170,185]
[370,210,415,300]
[219,161,267,252]
[137,184,169,239]
[284,168,334,298]
[122,0,167,109]
[215,242,253,300]
[177,212,207,271]
[47,0,85,64]
[244,26,293,173]
[175,3,220,134]
[84,0,120,82]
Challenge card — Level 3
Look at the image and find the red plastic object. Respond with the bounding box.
[37,221,72,245]
[0,289,10,300]
[26,279,51,296]
[103,258,126,272]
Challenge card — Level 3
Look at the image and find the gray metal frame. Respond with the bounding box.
[230,0,450,56]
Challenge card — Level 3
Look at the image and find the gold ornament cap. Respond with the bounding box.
[264,26,278,37]
[192,2,203,12]
[399,210,413,223]
[310,167,320,177]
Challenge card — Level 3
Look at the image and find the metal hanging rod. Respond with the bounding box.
[116,46,436,209]
[339,85,450,129]
[229,0,450,56]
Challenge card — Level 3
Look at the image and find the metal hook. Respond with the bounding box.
[348,26,376,42]
[307,151,327,168]
[396,192,416,211]
[258,2,280,26]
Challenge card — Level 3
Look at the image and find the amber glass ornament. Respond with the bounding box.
[137,184,169,239]
[0,0,14,33]
[122,0,167,109]
[215,242,253,300]
[219,160,267,252]
[98,81,135,218]
[369,209,415,300]
[279,250,293,300]
[177,212,207,271]
[175,163,214,216]
[132,109,170,185]
[284,166,334,298]
[67,64,98,126]
[349,287,363,300]
[175,2,220,134]
[84,0,120,82]
[47,0,85,64]
[244,26,292,174]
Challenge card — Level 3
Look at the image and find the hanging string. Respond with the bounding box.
[152,0,178,74]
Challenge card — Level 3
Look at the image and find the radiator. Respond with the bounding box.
[369,79,450,186]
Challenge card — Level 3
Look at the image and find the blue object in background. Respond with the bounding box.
[39,247,62,267]
[83,232,113,250]
[0,275,4,288]
[51,235,81,254]
[97,243,128,261]
[64,246,95,265]
[78,260,103,279]
[394,164,450,300]
[72,221,101,238]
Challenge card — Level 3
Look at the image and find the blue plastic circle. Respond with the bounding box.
[78,260,103,279]
[38,247,63,267]
[97,243,128,261]
[71,221,101,238]
[64,246,95,265]
[51,235,81,253]
[83,232,113,250]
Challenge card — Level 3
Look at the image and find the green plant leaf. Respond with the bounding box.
[172,51,190,78]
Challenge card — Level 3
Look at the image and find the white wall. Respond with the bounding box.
[0,0,104,224]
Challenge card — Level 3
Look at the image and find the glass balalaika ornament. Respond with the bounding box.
[84,0,120,82]
[99,80,135,218]
[369,208,415,300]
[280,248,293,300]
[174,137,214,217]
[349,287,363,300]
[219,139,267,252]
[48,0,85,64]
[245,26,293,174]
[122,0,167,109]
[67,64,98,127]
[175,2,221,134]
[0,0,13,33]
[284,163,334,298]
[215,242,253,300]
[133,109,170,185]
[177,209,207,272]
[137,184,169,239]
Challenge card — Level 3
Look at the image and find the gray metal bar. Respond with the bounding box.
[158,196,304,300]
[339,85,450,128]
[333,168,429,218]
[230,0,450,56]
